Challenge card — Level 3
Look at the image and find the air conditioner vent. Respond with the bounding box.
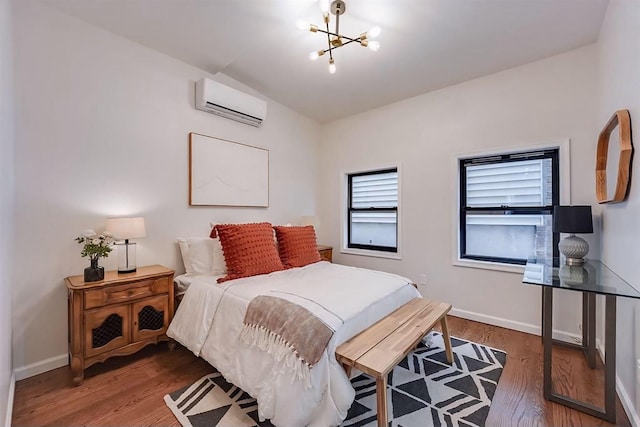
[195,78,267,127]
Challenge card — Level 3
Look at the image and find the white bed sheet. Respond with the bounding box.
[173,273,225,297]
[167,261,420,427]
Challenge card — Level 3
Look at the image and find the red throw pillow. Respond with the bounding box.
[211,223,284,283]
[274,225,321,268]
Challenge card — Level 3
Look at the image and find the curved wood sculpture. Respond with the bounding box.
[596,110,633,203]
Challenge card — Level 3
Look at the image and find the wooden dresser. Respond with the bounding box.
[65,265,175,385]
[318,245,333,263]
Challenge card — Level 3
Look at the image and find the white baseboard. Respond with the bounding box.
[5,371,14,427]
[617,374,640,427]
[449,307,582,343]
[450,307,540,335]
[14,354,67,381]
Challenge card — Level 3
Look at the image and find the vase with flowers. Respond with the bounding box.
[75,229,114,282]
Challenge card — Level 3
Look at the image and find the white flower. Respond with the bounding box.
[92,238,100,245]
[103,231,113,238]
[82,229,96,238]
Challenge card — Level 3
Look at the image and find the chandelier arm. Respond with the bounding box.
[317,39,359,56]
[339,39,358,47]
[315,28,362,43]
[324,20,334,60]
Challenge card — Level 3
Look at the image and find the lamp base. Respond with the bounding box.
[558,235,589,266]
[115,241,137,274]
[559,265,588,284]
[564,257,585,267]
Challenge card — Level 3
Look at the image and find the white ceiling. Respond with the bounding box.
[40,0,608,123]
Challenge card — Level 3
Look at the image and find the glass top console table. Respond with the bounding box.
[523,258,640,423]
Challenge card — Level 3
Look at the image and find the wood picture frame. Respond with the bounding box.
[596,110,633,204]
[189,133,269,207]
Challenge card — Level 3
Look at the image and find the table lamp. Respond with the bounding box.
[106,217,146,273]
[300,215,319,232]
[553,206,593,266]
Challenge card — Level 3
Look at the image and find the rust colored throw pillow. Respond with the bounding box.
[211,222,284,283]
[274,225,321,268]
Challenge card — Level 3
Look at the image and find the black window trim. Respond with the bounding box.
[347,167,398,253]
[459,149,560,265]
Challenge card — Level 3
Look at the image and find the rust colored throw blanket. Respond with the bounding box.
[240,295,334,388]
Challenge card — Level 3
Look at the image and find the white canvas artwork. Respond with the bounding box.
[189,133,269,207]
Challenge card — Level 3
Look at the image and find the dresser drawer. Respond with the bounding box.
[84,277,169,309]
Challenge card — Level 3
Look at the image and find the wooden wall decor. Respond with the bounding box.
[596,110,633,204]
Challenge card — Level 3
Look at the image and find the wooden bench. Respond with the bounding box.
[335,298,453,427]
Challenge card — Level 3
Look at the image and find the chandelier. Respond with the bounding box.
[297,0,381,74]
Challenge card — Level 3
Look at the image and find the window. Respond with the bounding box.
[347,168,398,252]
[459,149,559,265]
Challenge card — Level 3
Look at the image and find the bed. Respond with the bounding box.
[167,225,421,426]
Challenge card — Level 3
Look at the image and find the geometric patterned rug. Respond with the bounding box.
[164,332,506,427]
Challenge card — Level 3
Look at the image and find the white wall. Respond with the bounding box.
[597,1,640,423]
[12,1,320,376]
[319,45,599,337]
[0,0,14,420]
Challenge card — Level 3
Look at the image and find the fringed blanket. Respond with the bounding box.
[240,295,334,388]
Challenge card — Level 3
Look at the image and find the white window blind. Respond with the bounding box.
[348,169,398,252]
[465,215,545,226]
[460,149,558,265]
[465,159,552,208]
[351,211,397,223]
[351,171,398,209]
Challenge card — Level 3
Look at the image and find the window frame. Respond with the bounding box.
[346,167,399,253]
[459,148,560,266]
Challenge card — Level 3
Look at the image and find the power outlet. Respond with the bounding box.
[419,274,427,285]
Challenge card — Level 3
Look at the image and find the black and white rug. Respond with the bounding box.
[164,332,506,427]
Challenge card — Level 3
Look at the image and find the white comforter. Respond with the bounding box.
[167,261,420,427]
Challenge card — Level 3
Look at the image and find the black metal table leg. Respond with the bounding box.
[604,295,617,423]
[582,292,597,369]
[543,288,617,423]
[542,287,553,401]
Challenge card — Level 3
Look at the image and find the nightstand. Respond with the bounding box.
[65,265,175,385]
[318,245,333,263]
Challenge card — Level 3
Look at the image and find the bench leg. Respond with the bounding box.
[342,363,352,378]
[440,315,454,364]
[376,376,388,427]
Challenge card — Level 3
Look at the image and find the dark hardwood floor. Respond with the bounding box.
[12,316,631,426]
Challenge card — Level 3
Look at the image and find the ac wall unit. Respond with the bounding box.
[195,78,267,127]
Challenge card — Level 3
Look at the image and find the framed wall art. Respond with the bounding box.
[189,133,269,207]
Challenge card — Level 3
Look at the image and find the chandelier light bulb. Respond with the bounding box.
[319,0,330,13]
[368,41,381,51]
[329,59,336,74]
[368,26,381,38]
[296,19,310,30]
[309,51,320,61]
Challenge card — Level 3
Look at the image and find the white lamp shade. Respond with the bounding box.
[300,215,319,231]
[106,217,146,240]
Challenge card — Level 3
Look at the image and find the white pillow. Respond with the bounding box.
[177,237,226,275]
